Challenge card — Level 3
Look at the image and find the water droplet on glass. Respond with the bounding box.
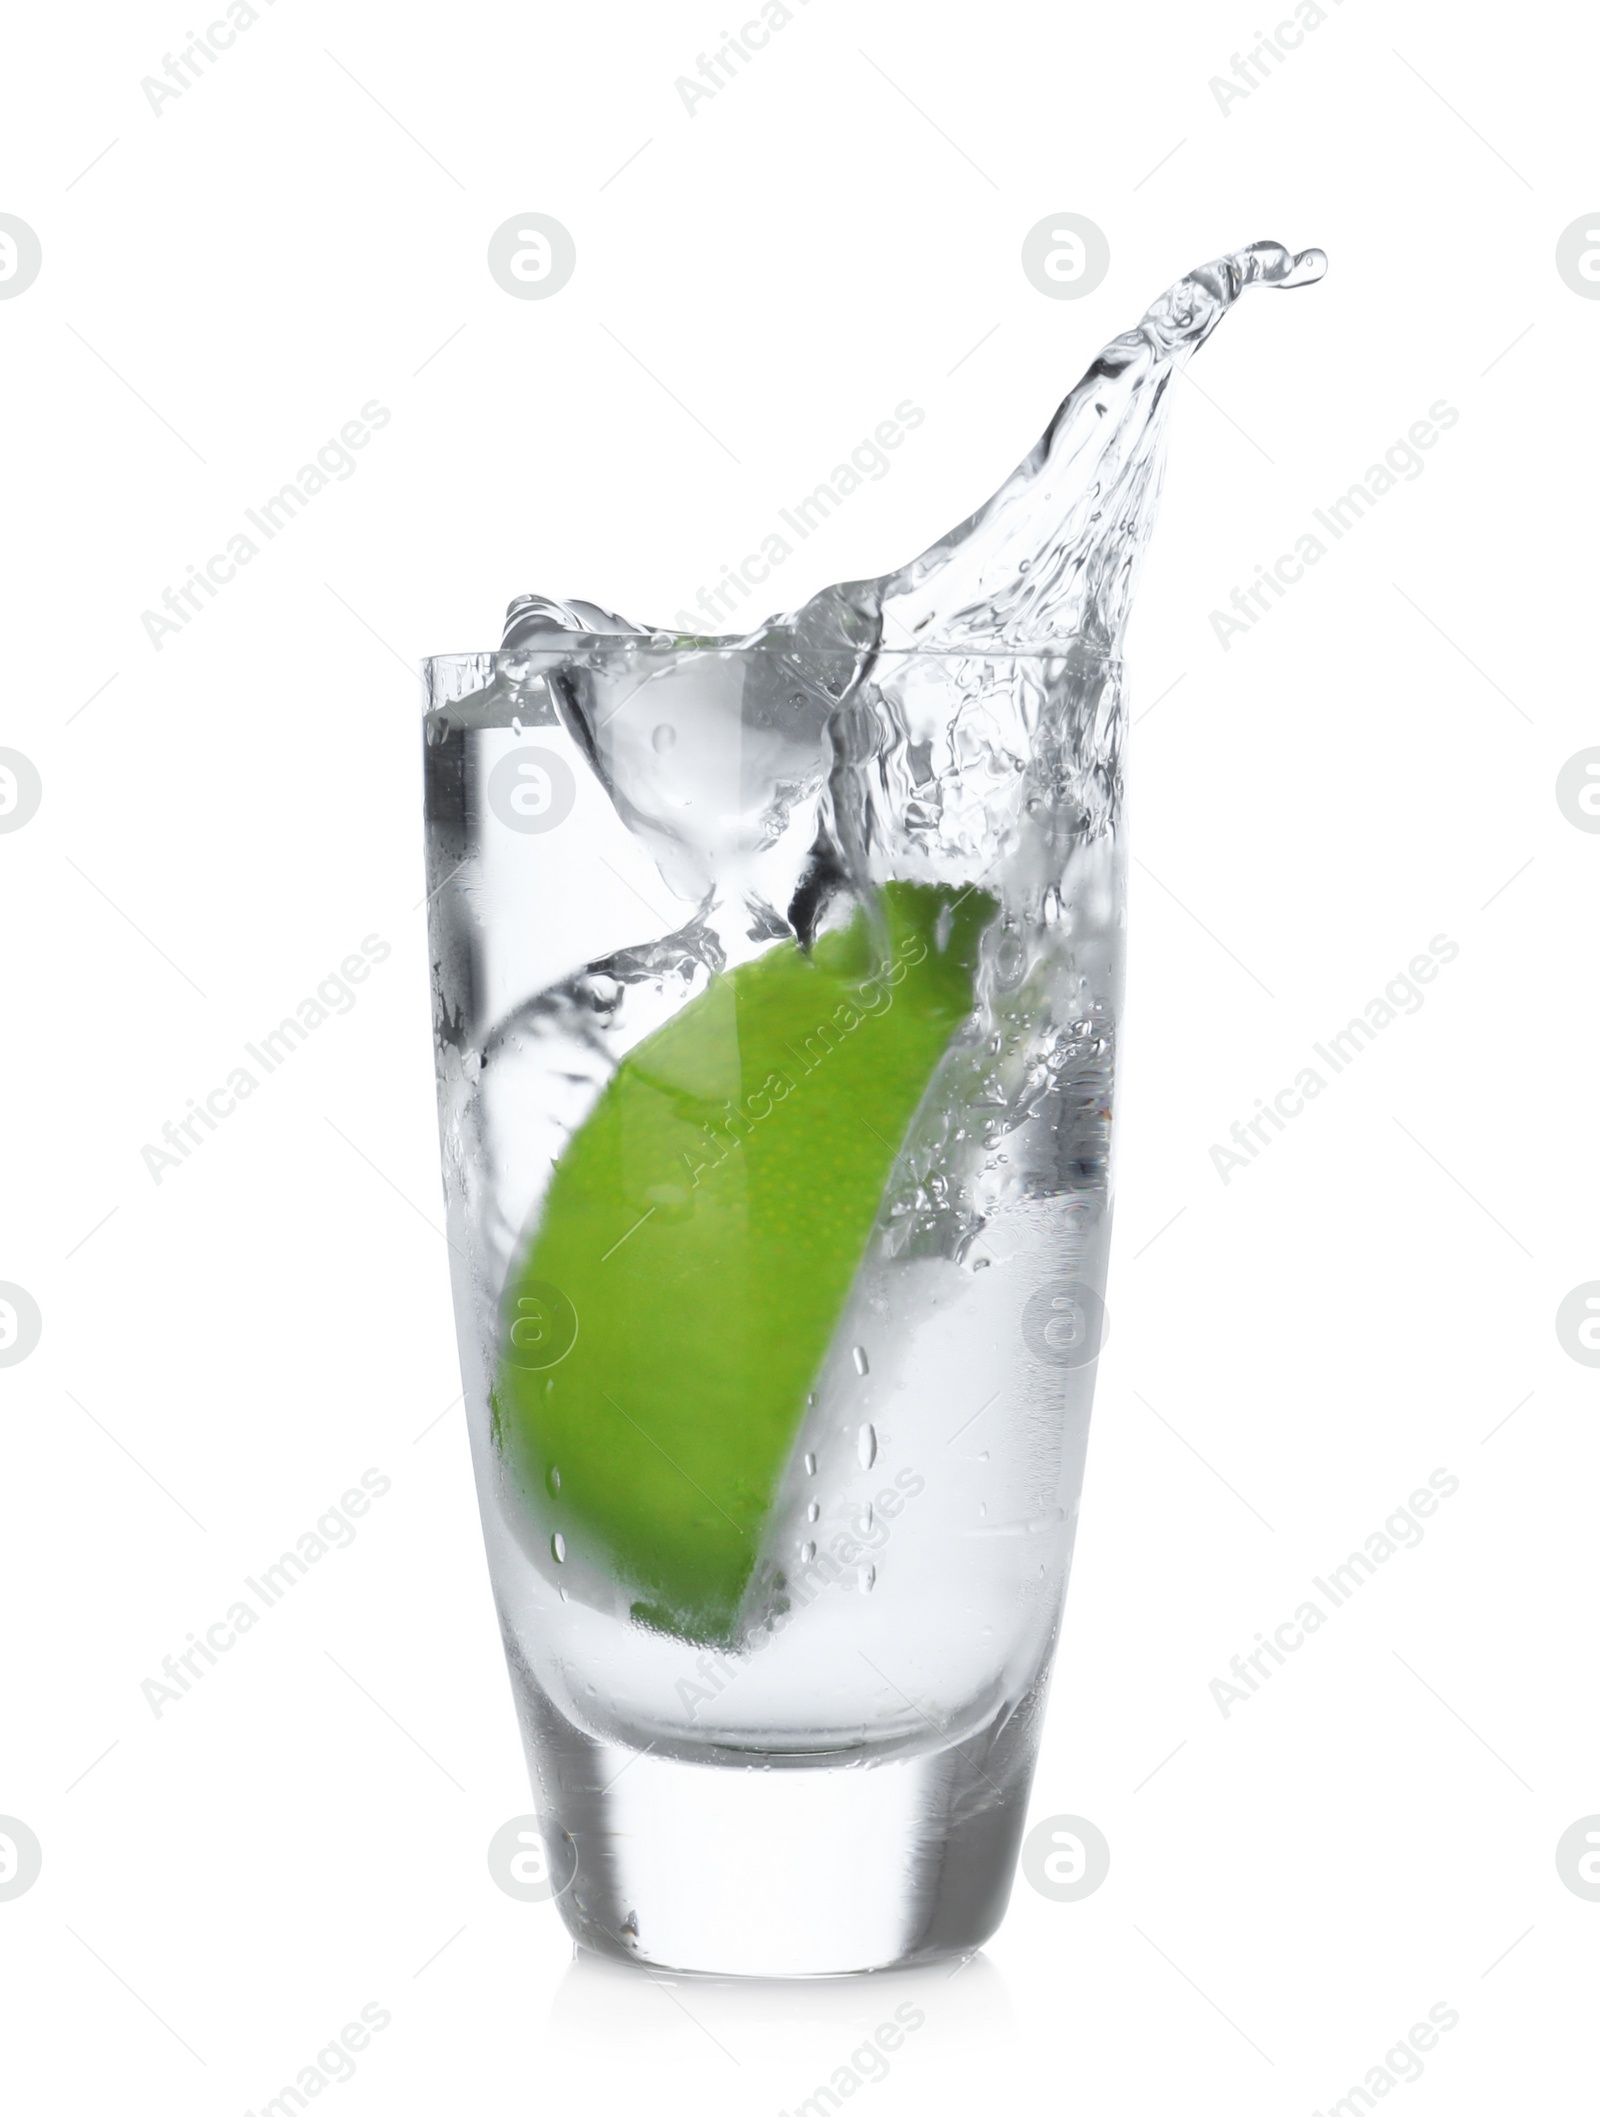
[852,1345,870,1376]
[861,1502,875,1531]
[804,1452,817,1476]
[551,1532,567,1563]
[858,1423,877,1469]
[547,1464,561,1495]
[800,1540,816,1563]
[651,723,676,753]
[806,1500,820,1523]
[861,1565,876,1592]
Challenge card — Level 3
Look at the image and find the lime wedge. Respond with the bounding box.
[494,882,994,1643]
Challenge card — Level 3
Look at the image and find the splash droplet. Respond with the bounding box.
[852,1345,870,1376]
[800,1540,816,1563]
[551,1532,566,1563]
[858,1423,877,1470]
[804,1451,817,1476]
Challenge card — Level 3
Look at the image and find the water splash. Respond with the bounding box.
[778,239,1326,661]
[506,238,1325,668]
[503,240,1324,903]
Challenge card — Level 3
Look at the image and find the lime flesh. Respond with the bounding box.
[495,882,993,1643]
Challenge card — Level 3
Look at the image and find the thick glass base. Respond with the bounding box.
[507,1647,1046,1977]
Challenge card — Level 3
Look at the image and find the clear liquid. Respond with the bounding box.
[428,662,1117,1753]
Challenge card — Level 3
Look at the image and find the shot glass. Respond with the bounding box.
[422,630,1121,1975]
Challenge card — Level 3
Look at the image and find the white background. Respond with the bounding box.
[3,0,1597,2109]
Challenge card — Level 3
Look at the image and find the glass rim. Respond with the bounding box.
[421,634,1118,668]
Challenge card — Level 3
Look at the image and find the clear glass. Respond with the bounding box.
[422,633,1122,1976]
